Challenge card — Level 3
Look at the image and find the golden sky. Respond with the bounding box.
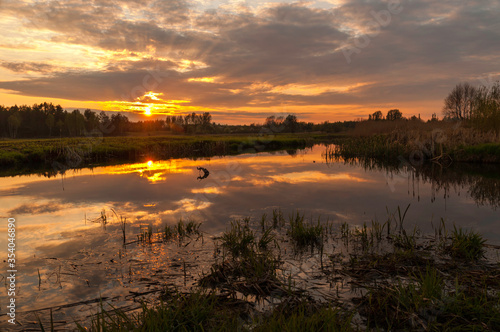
[0,0,499,124]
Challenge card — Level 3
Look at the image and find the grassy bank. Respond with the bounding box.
[34,211,500,331]
[0,133,336,172]
[332,120,500,164]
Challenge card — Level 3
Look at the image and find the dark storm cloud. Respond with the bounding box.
[1,0,499,114]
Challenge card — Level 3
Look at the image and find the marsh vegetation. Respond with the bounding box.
[31,208,500,331]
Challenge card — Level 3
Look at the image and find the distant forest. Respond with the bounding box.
[0,103,357,138]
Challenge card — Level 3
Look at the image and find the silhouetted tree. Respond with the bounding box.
[284,114,298,133]
[84,109,100,133]
[369,110,384,121]
[472,81,500,133]
[7,113,22,138]
[443,82,477,120]
[386,109,403,121]
[46,113,55,136]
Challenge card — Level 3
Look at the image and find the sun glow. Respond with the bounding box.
[104,160,192,183]
[99,91,203,117]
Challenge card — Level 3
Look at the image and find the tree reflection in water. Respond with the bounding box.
[324,153,500,210]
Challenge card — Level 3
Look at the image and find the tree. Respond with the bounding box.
[56,119,64,136]
[7,113,22,138]
[46,113,55,136]
[369,110,384,121]
[265,115,284,132]
[443,82,477,120]
[284,114,298,133]
[201,112,212,126]
[386,109,402,121]
[472,81,500,133]
[110,113,129,135]
[84,109,100,133]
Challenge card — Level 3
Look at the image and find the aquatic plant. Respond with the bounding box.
[220,219,256,257]
[449,226,486,261]
[272,208,285,229]
[287,212,323,248]
[164,218,202,241]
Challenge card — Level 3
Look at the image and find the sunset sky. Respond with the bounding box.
[1,0,499,124]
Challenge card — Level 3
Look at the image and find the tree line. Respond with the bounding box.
[443,81,500,132]
[0,103,217,138]
[0,103,358,138]
[366,109,433,122]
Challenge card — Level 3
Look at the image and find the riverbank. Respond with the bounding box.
[1,123,499,177]
[330,120,500,165]
[0,133,338,173]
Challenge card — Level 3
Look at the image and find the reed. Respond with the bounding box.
[272,208,285,229]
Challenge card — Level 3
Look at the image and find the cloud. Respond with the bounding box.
[1,61,58,74]
[0,0,499,120]
[9,202,70,215]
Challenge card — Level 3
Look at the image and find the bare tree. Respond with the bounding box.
[443,82,477,120]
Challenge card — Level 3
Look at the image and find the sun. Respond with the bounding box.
[144,106,152,116]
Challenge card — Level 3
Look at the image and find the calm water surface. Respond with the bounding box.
[0,144,499,328]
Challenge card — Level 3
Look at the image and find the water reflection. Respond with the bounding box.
[326,154,500,209]
[1,145,500,328]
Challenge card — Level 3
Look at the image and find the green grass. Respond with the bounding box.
[76,292,353,332]
[459,142,500,163]
[287,212,324,249]
[77,290,241,332]
[392,227,418,252]
[254,302,353,332]
[202,218,282,296]
[220,218,257,257]
[199,250,282,296]
[449,226,486,261]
